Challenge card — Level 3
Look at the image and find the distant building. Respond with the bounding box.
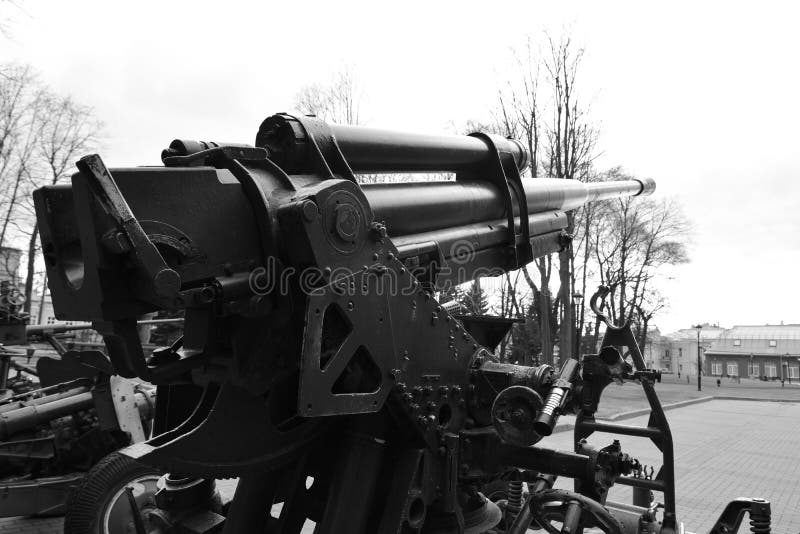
[662,324,726,376]
[28,291,60,326]
[0,247,22,283]
[642,327,672,370]
[704,325,800,381]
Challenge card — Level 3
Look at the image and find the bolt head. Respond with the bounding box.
[301,200,319,221]
[334,203,359,239]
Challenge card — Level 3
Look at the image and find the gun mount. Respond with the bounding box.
[33,114,769,533]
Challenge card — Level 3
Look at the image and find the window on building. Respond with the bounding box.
[46,316,55,325]
[711,362,723,375]
[789,366,800,379]
[678,348,682,357]
[733,339,741,346]
[749,362,759,376]
[726,362,738,376]
[765,364,777,378]
[769,340,777,347]
[665,349,670,358]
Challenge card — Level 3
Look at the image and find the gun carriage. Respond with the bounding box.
[34,114,772,533]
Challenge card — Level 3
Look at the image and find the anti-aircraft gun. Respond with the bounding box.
[34,114,772,534]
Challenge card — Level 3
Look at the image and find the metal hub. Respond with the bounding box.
[102,474,161,534]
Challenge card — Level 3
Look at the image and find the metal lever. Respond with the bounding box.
[77,154,180,300]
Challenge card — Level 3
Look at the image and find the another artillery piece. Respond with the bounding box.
[0,344,156,517]
[34,114,771,533]
[0,319,179,518]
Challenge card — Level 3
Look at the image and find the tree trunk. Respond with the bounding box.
[576,209,591,356]
[0,168,23,248]
[37,271,47,324]
[23,223,37,315]
[558,246,573,361]
[539,273,552,365]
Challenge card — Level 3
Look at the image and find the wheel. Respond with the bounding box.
[64,451,161,534]
[530,489,623,534]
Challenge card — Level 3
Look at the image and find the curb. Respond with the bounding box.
[712,395,800,403]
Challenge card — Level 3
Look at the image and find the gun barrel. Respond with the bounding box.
[0,389,94,440]
[257,115,530,173]
[33,115,656,326]
[363,177,654,238]
[25,318,183,337]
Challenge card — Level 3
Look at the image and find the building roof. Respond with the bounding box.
[719,325,800,341]
[664,325,726,341]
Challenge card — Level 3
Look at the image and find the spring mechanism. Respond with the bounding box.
[533,387,567,436]
[749,512,771,533]
[506,480,523,514]
[541,388,564,417]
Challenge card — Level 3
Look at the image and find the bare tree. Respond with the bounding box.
[294,67,362,125]
[19,93,102,313]
[496,271,526,358]
[491,33,598,365]
[538,34,600,364]
[0,64,43,249]
[497,37,542,177]
[0,0,26,38]
[0,63,102,316]
[586,167,691,348]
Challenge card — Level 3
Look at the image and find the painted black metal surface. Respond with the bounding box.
[36,114,778,534]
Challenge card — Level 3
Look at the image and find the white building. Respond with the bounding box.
[662,323,726,376]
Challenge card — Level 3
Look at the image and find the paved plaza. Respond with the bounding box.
[2,399,799,533]
[546,399,800,533]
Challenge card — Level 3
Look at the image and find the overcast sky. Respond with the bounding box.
[4,0,799,333]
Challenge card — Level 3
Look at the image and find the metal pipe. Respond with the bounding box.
[0,386,91,414]
[0,391,94,440]
[363,178,653,238]
[0,379,91,409]
[25,317,183,336]
[257,114,530,173]
[616,476,666,492]
[576,421,664,440]
[333,124,530,173]
[392,211,569,261]
[497,444,589,479]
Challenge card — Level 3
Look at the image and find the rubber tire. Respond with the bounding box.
[63,451,161,534]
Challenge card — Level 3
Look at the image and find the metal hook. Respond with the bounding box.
[589,285,635,333]
[589,286,613,328]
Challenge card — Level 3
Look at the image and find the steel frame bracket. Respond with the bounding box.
[463,132,533,269]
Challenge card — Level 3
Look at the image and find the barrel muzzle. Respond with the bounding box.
[636,177,657,196]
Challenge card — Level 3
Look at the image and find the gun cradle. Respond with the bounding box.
[33,114,769,533]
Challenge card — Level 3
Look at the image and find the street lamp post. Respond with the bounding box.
[781,353,788,386]
[573,292,583,358]
[694,324,703,391]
